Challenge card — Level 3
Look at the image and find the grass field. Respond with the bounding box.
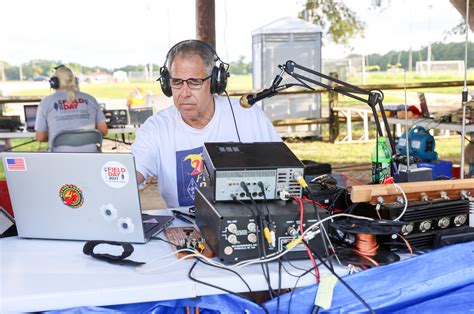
[9,75,254,98]
[9,70,473,100]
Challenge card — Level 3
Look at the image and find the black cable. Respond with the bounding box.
[303,240,375,314]
[258,181,272,224]
[188,259,269,314]
[240,181,277,299]
[287,266,306,314]
[283,253,338,314]
[304,186,334,270]
[233,196,257,217]
[277,259,282,313]
[325,188,348,213]
[311,305,321,314]
[197,257,256,301]
[280,256,318,279]
[224,90,242,142]
[1,139,37,152]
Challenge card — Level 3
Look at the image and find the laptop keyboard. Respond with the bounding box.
[143,222,159,236]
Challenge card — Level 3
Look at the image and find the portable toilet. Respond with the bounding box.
[252,16,323,137]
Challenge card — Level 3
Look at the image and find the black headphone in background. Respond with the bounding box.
[49,64,65,89]
[158,40,229,97]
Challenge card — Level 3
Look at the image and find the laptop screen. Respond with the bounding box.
[24,105,38,131]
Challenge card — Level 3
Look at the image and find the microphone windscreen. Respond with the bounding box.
[239,95,252,108]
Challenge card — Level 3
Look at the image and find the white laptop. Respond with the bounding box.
[1,152,174,243]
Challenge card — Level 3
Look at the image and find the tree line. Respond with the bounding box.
[0,56,252,81]
[1,41,471,81]
[359,41,474,71]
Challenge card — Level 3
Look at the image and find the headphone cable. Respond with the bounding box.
[224,90,242,142]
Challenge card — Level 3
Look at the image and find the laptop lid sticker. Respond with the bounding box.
[5,157,27,171]
[100,203,118,221]
[116,217,135,234]
[59,184,84,209]
[101,161,129,189]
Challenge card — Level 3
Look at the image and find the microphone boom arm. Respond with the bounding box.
[265,60,396,155]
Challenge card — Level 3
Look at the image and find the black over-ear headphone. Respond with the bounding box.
[158,40,229,97]
[49,64,65,89]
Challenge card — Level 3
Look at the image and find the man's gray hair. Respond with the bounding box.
[168,40,216,75]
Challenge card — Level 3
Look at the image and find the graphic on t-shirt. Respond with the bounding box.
[53,98,89,111]
[176,147,206,206]
[53,98,91,122]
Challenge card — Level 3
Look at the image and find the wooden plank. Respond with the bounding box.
[350,179,474,203]
[369,189,474,205]
[272,117,330,127]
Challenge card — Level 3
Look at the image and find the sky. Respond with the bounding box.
[0,0,470,69]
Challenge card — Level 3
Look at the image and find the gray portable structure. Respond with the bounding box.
[252,17,323,137]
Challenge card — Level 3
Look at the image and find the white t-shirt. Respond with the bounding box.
[131,96,281,208]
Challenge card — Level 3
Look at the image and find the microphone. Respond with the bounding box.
[240,70,287,108]
[239,88,278,108]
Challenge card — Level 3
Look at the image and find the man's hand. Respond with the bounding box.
[35,131,48,142]
[136,171,145,185]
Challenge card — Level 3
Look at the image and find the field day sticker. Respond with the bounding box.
[101,161,129,188]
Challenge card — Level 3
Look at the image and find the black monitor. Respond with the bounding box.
[23,105,38,132]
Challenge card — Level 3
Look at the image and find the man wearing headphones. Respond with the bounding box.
[131,40,281,208]
[35,65,108,152]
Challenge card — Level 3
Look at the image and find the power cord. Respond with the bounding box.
[188,259,269,314]
[240,181,277,298]
[224,90,242,142]
[303,240,375,314]
[305,187,334,270]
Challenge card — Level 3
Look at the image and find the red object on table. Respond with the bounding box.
[452,164,461,179]
[0,180,14,217]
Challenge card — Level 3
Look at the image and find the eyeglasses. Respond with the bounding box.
[170,75,211,90]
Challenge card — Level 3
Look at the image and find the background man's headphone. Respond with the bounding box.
[158,40,229,97]
[49,64,65,89]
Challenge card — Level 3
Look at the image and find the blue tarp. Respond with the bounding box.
[264,241,474,313]
[45,241,474,314]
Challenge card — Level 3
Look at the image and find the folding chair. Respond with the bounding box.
[51,129,103,152]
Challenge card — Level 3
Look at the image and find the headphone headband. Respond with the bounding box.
[158,39,229,97]
[163,40,221,67]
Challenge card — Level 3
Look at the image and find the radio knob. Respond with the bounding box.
[227,234,238,245]
[438,217,450,229]
[247,233,257,243]
[401,223,414,235]
[227,223,238,234]
[419,220,432,232]
[454,215,467,226]
[247,222,257,233]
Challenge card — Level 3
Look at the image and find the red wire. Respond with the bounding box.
[340,173,348,188]
[302,196,344,214]
[340,173,364,186]
[292,196,319,283]
[302,196,327,208]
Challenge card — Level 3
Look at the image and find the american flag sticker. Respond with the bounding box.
[5,157,27,171]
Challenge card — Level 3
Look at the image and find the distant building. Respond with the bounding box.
[113,70,128,83]
[416,60,465,75]
[86,72,113,83]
